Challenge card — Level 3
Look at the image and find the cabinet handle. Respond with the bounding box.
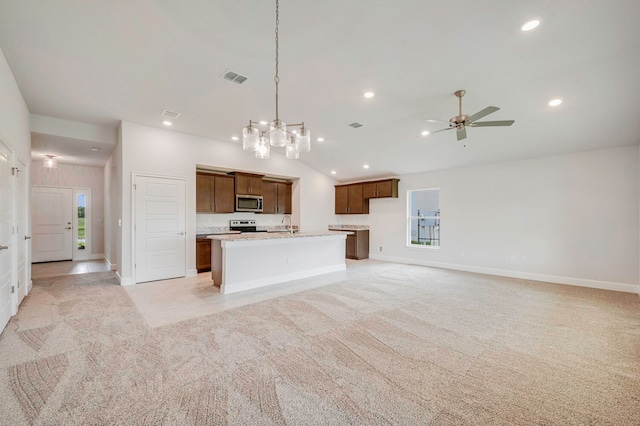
[0,245,8,251]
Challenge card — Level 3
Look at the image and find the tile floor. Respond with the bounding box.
[31,259,111,279]
[125,259,400,328]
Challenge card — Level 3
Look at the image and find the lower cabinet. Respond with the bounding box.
[196,238,211,272]
[346,230,369,260]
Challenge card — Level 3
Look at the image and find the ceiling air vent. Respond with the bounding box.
[161,110,181,119]
[348,122,364,128]
[221,70,248,84]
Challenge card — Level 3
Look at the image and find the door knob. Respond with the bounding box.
[178,231,185,235]
[24,236,31,240]
[65,227,72,230]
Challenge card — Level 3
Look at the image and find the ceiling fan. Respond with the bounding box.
[425,90,514,141]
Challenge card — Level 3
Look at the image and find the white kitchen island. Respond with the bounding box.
[207,231,350,294]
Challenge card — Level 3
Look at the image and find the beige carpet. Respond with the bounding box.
[0,266,639,425]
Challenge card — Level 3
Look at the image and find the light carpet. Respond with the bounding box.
[0,266,639,425]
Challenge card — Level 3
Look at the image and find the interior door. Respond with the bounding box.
[0,141,13,331]
[134,175,186,283]
[32,187,73,262]
[16,159,28,304]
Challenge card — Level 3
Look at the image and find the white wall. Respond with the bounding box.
[31,162,105,256]
[117,121,337,284]
[338,145,639,292]
[0,46,30,162]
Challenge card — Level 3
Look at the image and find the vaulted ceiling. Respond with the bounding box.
[1,0,639,181]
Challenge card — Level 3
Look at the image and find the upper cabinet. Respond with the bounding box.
[234,172,263,195]
[335,183,368,214]
[196,173,235,213]
[262,181,292,214]
[362,178,399,199]
[335,178,399,214]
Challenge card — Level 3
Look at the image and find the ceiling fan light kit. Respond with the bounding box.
[426,89,515,142]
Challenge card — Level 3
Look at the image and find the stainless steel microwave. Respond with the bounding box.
[236,194,263,212]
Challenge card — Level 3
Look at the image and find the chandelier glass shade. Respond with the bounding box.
[242,0,310,159]
[285,136,299,159]
[255,136,270,159]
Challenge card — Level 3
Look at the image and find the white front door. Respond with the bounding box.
[0,141,13,331]
[32,187,73,262]
[15,159,28,304]
[134,175,186,283]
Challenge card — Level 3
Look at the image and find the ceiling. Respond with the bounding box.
[1,0,639,181]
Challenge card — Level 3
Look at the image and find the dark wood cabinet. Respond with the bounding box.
[196,173,235,213]
[362,179,399,199]
[196,238,211,272]
[262,181,292,214]
[234,172,263,195]
[335,183,368,214]
[336,179,399,214]
[346,230,369,260]
[214,175,235,212]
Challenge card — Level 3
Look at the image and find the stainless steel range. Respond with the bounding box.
[229,220,267,233]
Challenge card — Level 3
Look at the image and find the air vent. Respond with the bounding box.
[161,110,181,119]
[221,70,248,84]
[348,122,364,128]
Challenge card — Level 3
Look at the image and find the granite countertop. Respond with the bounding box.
[207,230,351,241]
[328,224,370,231]
[196,230,241,237]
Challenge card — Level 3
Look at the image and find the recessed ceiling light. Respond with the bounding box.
[291,130,298,134]
[363,91,375,98]
[259,120,268,125]
[231,136,239,141]
[162,120,173,126]
[91,147,100,152]
[521,19,540,32]
[331,170,336,175]
[363,164,369,169]
[548,98,562,107]
[317,137,324,142]
[421,130,430,136]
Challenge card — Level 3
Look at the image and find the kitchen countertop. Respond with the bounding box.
[328,225,369,231]
[207,230,352,241]
[196,230,241,237]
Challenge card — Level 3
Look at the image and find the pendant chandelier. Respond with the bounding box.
[242,0,310,160]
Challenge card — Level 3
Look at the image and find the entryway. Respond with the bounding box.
[32,186,92,263]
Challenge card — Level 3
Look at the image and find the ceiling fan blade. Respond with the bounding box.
[430,127,454,134]
[456,127,467,141]
[471,120,515,127]
[425,119,450,123]
[466,106,499,123]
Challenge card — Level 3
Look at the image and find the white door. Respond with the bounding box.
[15,159,28,305]
[134,175,186,283]
[0,141,13,331]
[32,187,73,262]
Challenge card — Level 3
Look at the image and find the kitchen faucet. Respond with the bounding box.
[281,215,293,234]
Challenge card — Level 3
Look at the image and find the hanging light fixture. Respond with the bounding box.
[242,0,310,159]
[43,155,58,169]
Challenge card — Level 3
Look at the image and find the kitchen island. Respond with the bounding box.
[207,231,350,294]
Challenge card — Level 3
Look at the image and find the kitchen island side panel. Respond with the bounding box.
[217,235,347,294]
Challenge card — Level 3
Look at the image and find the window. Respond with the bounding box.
[408,188,440,247]
[77,193,86,250]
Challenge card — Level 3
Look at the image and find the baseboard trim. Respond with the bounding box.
[187,268,198,278]
[369,254,640,294]
[115,272,135,286]
[105,258,117,271]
